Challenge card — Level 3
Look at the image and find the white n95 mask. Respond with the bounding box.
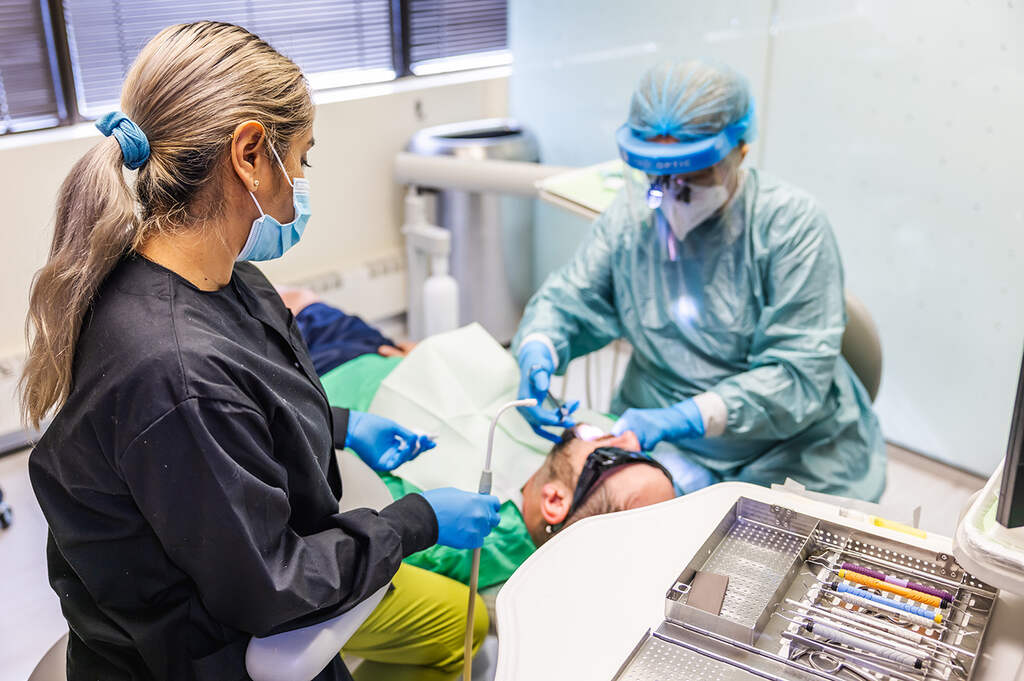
[658,182,729,241]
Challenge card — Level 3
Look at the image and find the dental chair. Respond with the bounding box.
[29,450,394,681]
[841,291,882,403]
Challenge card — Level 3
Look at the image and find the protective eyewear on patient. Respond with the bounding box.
[546,447,674,535]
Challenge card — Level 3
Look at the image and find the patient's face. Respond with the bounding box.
[520,427,675,546]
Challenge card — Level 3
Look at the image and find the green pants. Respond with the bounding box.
[343,563,489,681]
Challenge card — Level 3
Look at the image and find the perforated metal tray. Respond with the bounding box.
[665,498,819,645]
[613,497,999,681]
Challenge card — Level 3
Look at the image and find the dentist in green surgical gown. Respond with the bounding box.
[512,58,886,501]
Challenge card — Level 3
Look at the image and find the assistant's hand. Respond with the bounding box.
[610,398,705,451]
[346,411,436,472]
[516,340,578,442]
[420,488,501,549]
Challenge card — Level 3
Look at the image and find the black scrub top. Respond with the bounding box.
[29,255,437,681]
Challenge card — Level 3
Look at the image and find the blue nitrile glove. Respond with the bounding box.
[346,411,436,472]
[610,398,705,451]
[420,488,502,549]
[516,340,579,443]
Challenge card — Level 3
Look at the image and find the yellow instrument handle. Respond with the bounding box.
[838,569,943,608]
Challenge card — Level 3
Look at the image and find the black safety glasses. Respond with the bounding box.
[546,446,673,535]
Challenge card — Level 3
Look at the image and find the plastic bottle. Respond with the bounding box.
[423,253,458,337]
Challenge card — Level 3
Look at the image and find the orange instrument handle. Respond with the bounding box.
[838,569,944,608]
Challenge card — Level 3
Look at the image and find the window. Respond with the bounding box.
[0,0,64,133]
[63,0,396,116]
[0,0,508,135]
[407,0,509,75]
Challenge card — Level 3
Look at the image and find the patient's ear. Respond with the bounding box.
[539,482,571,525]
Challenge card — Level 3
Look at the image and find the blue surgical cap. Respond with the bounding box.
[617,59,756,174]
[628,59,753,141]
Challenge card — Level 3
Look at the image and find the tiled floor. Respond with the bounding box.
[0,441,988,681]
[0,449,65,681]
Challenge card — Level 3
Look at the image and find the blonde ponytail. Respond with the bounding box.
[21,21,313,427]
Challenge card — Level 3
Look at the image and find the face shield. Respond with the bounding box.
[615,106,754,209]
[616,107,754,259]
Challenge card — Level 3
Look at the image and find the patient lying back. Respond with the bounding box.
[519,427,676,547]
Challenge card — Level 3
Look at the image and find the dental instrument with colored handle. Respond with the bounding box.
[841,562,954,602]
[821,586,945,628]
[831,582,942,622]
[836,568,948,608]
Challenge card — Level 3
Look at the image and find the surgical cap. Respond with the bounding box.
[627,59,752,142]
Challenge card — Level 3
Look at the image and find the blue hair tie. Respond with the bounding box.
[95,111,150,170]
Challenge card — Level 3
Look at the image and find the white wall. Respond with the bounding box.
[509,1,1024,475]
[762,1,1024,476]
[0,72,509,357]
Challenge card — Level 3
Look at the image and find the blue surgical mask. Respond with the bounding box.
[237,143,311,262]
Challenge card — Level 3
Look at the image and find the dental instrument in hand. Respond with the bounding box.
[463,398,537,681]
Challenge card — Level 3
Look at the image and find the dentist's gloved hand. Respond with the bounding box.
[610,398,705,451]
[517,340,579,443]
[420,488,501,549]
[346,411,436,472]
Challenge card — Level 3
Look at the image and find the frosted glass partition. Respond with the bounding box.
[510,0,1024,474]
[763,0,1024,474]
[509,1,772,285]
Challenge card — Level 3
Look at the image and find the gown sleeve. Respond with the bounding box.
[710,200,847,441]
[118,396,437,636]
[513,206,624,369]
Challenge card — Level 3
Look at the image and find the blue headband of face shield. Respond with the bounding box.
[615,106,756,175]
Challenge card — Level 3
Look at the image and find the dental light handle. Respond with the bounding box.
[464,397,537,681]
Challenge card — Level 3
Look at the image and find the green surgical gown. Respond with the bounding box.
[514,169,886,501]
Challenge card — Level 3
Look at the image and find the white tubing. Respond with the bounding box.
[394,152,572,196]
[465,398,537,681]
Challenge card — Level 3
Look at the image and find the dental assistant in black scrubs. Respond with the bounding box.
[22,22,499,681]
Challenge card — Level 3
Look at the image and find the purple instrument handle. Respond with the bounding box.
[841,562,955,601]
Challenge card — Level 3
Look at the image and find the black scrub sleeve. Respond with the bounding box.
[118,397,438,637]
[331,406,350,450]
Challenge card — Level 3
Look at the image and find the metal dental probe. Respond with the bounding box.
[776,609,968,677]
[783,598,974,659]
[462,398,536,681]
[781,631,946,681]
[774,613,926,669]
